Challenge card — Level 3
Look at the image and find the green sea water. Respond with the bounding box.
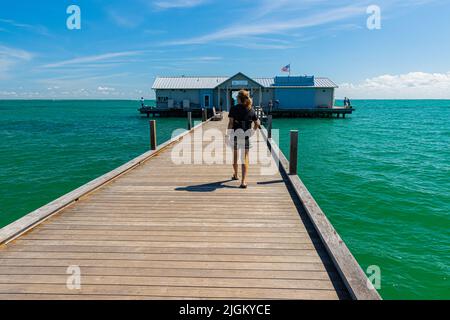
[275,100,450,300]
[0,99,449,299]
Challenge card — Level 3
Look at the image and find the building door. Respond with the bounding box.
[204,94,211,108]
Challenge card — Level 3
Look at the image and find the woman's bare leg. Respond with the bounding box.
[241,150,249,186]
[233,149,239,179]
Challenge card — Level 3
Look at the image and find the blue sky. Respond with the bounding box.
[1,0,450,99]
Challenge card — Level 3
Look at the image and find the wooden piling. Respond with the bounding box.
[267,115,273,139]
[149,120,157,150]
[289,130,298,175]
[187,112,193,130]
[202,108,208,122]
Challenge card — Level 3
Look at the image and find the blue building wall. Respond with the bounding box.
[275,88,316,109]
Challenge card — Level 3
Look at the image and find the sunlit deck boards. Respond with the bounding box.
[0,117,353,300]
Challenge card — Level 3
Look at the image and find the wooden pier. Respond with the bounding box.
[0,114,379,300]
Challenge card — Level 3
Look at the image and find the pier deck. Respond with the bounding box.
[0,115,379,300]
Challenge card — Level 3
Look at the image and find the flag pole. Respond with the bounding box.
[289,63,291,77]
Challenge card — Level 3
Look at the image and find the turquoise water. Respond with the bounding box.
[0,99,449,299]
[275,100,450,300]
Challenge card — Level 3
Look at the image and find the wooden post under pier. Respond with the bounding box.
[289,130,298,175]
[267,115,273,139]
[149,120,157,151]
[187,112,193,130]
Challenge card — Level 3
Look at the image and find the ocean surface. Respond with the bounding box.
[0,99,449,299]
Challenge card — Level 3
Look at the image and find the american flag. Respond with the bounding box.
[281,64,291,73]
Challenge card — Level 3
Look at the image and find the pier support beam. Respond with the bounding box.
[150,120,157,151]
[187,112,192,130]
[289,130,298,175]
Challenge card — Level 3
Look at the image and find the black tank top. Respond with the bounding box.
[229,104,257,131]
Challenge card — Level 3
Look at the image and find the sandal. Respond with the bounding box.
[239,184,248,189]
[232,175,239,181]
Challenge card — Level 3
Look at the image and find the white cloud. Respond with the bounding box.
[0,45,33,79]
[106,9,142,28]
[153,0,207,10]
[0,18,49,36]
[97,86,116,92]
[0,45,33,60]
[161,0,444,48]
[0,90,18,96]
[339,72,450,98]
[42,51,143,68]
[165,5,366,46]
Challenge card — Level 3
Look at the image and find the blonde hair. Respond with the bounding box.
[237,89,253,110]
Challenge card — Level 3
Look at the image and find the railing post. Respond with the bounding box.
[202,108,208,122]
[150,120,157,151]
[267,115,273,139]
[289,130,298,175]
[187,112,192,130]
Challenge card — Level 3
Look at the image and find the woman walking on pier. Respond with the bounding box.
[227,90,260,189]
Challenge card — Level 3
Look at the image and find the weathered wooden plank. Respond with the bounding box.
[0,266,339,281]
[0,258,330,271]
[12,239,316,250]
[37,224,308,233]
[0,251,324,264]
[0,284,343,300]
[41,221,307,229]
[0,275,344,291]
[2,245,321,257]
[18,234,317,244]
[25,229,311,238]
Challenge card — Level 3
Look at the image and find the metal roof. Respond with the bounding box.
[254,78,275,87]
[314,78,338,88]
[152,77,228,89]
[254,77,338,88]
[152,76,338,89]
